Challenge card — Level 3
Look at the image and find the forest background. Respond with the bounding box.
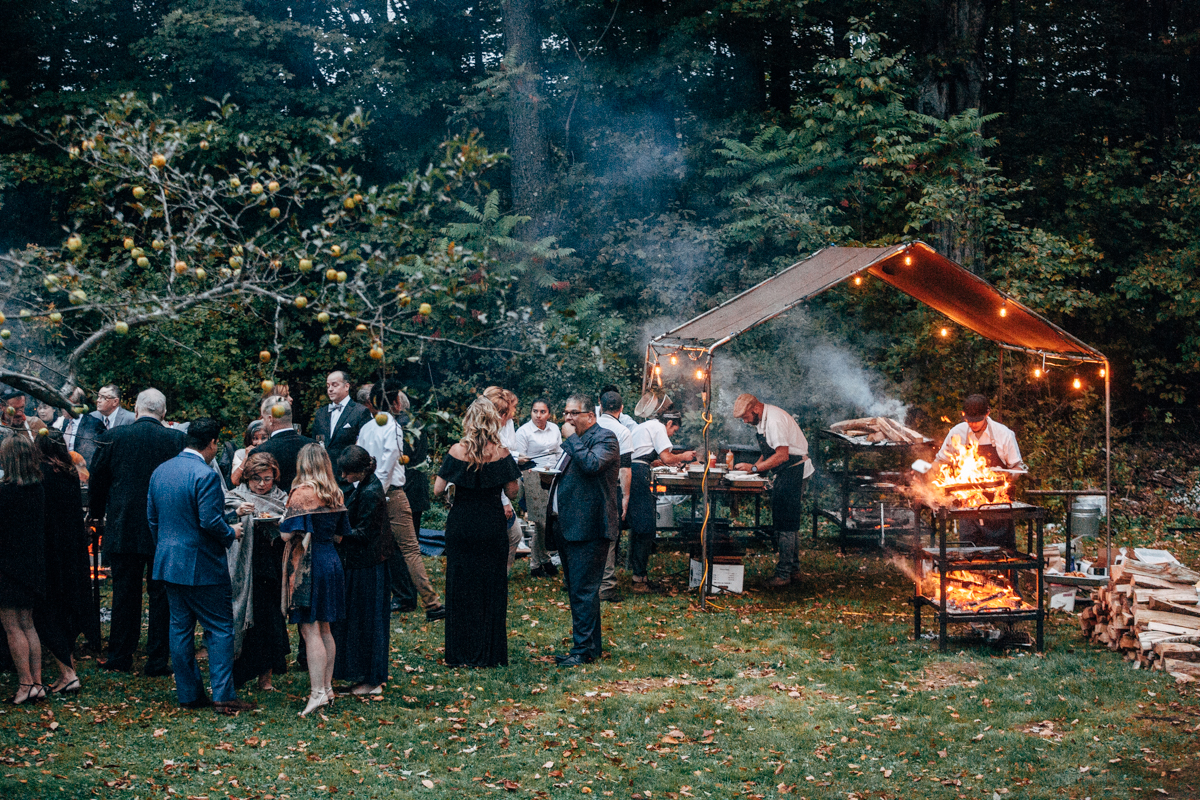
[1,0,1198,488]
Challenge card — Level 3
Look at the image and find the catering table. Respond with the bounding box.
[650,467,772,542]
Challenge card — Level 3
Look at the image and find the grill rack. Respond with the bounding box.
[912,501,1046,651]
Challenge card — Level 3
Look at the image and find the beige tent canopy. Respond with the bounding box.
[644,241,1111,549]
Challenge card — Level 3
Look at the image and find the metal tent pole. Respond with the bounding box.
[1105,360,1112,575]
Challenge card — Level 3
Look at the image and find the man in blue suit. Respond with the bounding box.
[148,419,256,715]
[546,394,620,668]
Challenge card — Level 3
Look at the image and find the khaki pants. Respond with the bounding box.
[386,487,441,611]
[522,471,553,569]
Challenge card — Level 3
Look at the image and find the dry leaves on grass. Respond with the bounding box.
[1017,720,1064,741]
[916,661,984,691]
[730,695,769,711]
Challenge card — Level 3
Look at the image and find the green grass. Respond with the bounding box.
[2,542,1198,800]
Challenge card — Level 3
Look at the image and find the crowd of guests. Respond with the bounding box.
[0,373,740,713]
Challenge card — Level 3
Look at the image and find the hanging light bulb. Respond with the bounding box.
[1033,367,1042,378]
[904,255,912,266]
[939,327,949,338]
[694,368,706,382]
[999,305,1008,318]
[669,353,678,366]
[1072,375,1082,390]
[1099,367,1106,378]
[653,364,661,376]
[853,275,862,286]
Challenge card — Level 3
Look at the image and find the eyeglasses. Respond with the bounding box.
[248,476,273,484]
[562,410,592,417]
[97,394,117,400]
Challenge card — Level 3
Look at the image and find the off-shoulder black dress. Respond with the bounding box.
[436,454,520,667]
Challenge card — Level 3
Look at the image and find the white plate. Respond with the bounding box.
[531,467,562,476]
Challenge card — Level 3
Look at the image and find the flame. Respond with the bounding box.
[920,570,1034,613]
[931,436,1010,508]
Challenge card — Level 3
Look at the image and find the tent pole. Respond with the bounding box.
[997,347,1005,421]
[1105,360,1112,576]
[701,357,715,609]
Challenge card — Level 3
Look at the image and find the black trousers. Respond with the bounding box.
[106,553,170,671]
[560,537,610,660]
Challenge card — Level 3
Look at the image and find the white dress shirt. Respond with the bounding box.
[937,418,1024,470]
[597,412,634,456]
[757,404,815,479]
[513,418,562,469]
[328,398,349,433]
[356,412,405,489]
[631,418,673,461]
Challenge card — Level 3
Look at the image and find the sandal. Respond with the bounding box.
[10,683,43,705]
[52,677,81,695]
[299,689,331,718]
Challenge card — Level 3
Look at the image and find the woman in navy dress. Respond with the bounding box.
[0,436,47,704]
[280,444,349,717]
[434,397,521,668]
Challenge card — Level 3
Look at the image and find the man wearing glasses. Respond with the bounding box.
[545,396,620,667]
[91,385,136,430]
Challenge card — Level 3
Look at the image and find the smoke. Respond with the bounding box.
[800,342,908,420]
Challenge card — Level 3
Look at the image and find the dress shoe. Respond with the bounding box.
[213,698,258,715]
[542,561,559,577]
[425,605,447,622]
[98,659,132,673]
[180,697,213,709]
[529,565,550,578]
[143,665,173,678]
[765,575,793,588]
[391,599,418,614]
[599,593,622,603]
[555,654,592,668]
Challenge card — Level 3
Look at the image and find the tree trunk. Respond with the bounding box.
[503,0,550,233]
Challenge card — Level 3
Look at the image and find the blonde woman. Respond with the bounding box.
[433,397,521,667]
[280,444,349,716]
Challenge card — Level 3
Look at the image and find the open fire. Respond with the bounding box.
[919,569,1035,613]
[930,436,1011,508]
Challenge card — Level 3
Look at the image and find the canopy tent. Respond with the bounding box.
[644,241,1111,589]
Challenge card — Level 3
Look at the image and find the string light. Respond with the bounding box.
[904,255,912,266]
[1072,375,1082,390]
[939,327,949,338]
[653,364,661,376]
[853,275,862,286]
[1099,367,1106,378]
[669,353,678,366]
[999,305,1008,318]
[1033,367,1042,378]
[694,368,706,382]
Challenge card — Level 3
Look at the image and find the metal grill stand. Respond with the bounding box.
[912,502,1046,652]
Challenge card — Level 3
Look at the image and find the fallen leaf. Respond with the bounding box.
[422,779,435,788]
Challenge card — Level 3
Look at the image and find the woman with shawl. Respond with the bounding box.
[280,444,349,717]
[224,451,290,691]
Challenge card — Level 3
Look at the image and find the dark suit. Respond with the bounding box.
[311,400,372,468]
[88,416,185,671]
[547,424,620,661]
[58,413,106,468]
[149,451,239,704]
[255,428,316,493]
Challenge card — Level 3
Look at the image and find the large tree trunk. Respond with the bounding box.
[503,0,550,233]
[917,0,991,272]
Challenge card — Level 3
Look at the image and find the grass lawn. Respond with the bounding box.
[2,537,1198,800]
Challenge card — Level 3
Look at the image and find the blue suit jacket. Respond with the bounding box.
[148,451,236,586]
[550,423,621,543]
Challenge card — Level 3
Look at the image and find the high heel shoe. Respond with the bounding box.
[299,689,330,718]
[52,677,81,695]
[10,684,44,705]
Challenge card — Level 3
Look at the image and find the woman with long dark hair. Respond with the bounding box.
[433,397,521,668]
[32,431,90,695]
[0,436,48,704]
[332,445,393,695]
[280,444,348,717]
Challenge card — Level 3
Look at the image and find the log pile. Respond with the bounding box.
[1080,559,1200,681]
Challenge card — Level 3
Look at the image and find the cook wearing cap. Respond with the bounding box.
[934,394,1025,471]
[626,408,696,593]
[732,393,815,588]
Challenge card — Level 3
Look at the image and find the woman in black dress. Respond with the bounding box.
[0,436,48,704]
[224,452,290,691]
[280,444,349,717]
[32,431,90,695]
[433,397,521,668]
[333,445,393,695]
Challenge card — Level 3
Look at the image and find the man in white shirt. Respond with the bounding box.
[935,394,1025,471]
[312,371,372,468]
[935,394,1025,548]
[596,384,638,431]
[628,410,695,592]
[359,381,445,621]
[514,398,563,577]
[733,393,815,588]
[596,390,633,601]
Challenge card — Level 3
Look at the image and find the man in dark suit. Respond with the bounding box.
[88,388,186,674]
[255,396,314,493]
[546,394,620,668]
[310,371,372,468]
[90,384,136,431]
[149,419,256,715]
[56,389,106,467]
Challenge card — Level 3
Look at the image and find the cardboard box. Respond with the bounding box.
[689,558,744,594]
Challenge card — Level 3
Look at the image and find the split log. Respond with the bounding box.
[1162,659,1200,677]
[1122,560,1200,584]
[1148,598,1200,618]
[1134,608,1200,634]
[1134,589,1200,605]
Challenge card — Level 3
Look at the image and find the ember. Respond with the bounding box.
[920,570,1035,614]
[931,436,1011,508]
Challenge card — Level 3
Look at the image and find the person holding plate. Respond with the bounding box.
[514,398,562,578]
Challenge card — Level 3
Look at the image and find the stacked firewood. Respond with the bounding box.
[1079,559,1200,680]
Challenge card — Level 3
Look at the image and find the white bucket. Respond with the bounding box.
[656,498,674,529]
